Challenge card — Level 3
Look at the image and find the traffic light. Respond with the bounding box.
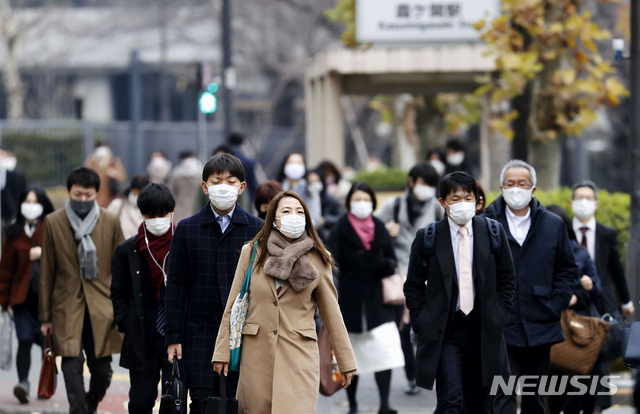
[199,83,218,114]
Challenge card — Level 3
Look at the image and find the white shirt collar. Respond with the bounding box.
[572,216,595,232]
[505,205,531,224]
[448,216,473,238]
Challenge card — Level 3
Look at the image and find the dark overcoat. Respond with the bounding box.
[404,216,516,389]
[594,222,630,315]
[484,196,579,348]
[164,203,263,389]
[327,214,397,333]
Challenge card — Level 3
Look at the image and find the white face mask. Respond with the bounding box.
[21,203,43,221]
[351,201,373,220]
[94,147,111,159]
[430,160,446,176]
[207,183,240,211]
[145,215,173,237]
[572,199,597,220]
[284,163,306,181]
[447,152,465,167]
[502,187,533,211]
[274,214,306,239]
[308,182,323,194]
[446,201,476,225]
[128,193,138,207]
[413,184,436,202]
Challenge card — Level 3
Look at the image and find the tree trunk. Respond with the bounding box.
[0,0,23,119]
[528,137,562,190]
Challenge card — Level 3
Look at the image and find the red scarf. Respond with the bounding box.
[134,222,174,299]
[347,212,375,251]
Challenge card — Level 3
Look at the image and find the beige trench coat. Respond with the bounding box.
[213,243,357,414]
[39,208,125,358]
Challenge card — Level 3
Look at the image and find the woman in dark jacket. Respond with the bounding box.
[0,187,54,404]
[307,168,344,243]
[328,182,403,414]
[546,204,603,414]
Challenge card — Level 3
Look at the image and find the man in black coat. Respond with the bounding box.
[111,184,176,414]
[485,160,579,414]
[570,180,633,318]
[404,172,516,413]
[164,154,263,414]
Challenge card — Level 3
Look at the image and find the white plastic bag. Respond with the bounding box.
[0,310,13,370]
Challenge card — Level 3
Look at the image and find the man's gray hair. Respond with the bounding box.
[500,160,537,187]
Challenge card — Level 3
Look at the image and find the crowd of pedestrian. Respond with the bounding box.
[0,135,633,414]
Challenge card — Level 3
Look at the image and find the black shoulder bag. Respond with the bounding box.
[201,373,239,414]
[159,359,187,414]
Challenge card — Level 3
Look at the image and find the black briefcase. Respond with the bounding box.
[201,374,238,414]
[623,321,640,368]
[159,360,187,414]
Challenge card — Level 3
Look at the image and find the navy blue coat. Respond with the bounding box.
[164,203,263,388]
[484,196,579,347]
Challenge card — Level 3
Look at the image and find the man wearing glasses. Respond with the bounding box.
[485,160,579,414]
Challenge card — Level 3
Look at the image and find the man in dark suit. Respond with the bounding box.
[405,172,516,413]
[570,180,633,318]
[164,154,263,414]
[111,184,175,414]
[486,160,579,414]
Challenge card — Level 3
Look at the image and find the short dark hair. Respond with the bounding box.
[202,154,245,182]
[426,148,445,162]
[227,132,245,146]
[254,180,284,211]
[439,171,478,200]
[346,181,377,212]
[445,138,465,152]
[571,180,599,200]
[546,204,577,242]
[179,150,196,160]
[67,167,101,192]
[137,184,176,217]
[126,175,150,196]
[213,145,232,156]
[318,160,342,183]
[409,162,439,187]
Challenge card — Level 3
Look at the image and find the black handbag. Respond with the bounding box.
[201,374,238,414]
[600,312,627,360]
[623,321,640,368]
[159,360,187,414]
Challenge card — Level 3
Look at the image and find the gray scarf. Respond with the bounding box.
[65,200,100,280]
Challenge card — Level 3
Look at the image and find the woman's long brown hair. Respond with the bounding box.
[248,190,336,271]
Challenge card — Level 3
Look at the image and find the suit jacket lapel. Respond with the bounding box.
[435,219,455,303]
[472,216,489,297]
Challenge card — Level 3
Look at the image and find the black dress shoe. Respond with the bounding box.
[404,379,421,395]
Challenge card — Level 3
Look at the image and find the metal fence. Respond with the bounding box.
[0,120,303,188]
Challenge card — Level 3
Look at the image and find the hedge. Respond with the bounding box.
[351,168,410,191]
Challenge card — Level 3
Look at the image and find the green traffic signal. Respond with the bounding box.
[199,92,217,114]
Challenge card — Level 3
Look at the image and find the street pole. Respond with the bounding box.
[130,50,143,174]
[628,0,640,319]
[222,0,235,139]
[198,108,208,165]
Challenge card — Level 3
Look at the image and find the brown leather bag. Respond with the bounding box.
[550,309,610,375]
[37,332,57,399]
[318,326,342,397]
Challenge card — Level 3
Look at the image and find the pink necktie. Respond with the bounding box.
[458,226,473,315]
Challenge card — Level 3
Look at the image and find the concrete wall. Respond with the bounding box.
[74,76,113,122]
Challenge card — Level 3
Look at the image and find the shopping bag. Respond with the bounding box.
[37,332,57,399]
[159,358,187,414]
[0,310,13,370]
[229,242,257,372]
[318,325,343,396]
[201,374,238,414]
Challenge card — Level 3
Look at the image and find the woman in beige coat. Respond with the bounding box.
[213,191,357,414]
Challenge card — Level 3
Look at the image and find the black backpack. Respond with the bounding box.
[421,217,502,268]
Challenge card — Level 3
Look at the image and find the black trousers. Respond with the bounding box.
[435,312,489,414]
[188,372,239,414]
[491,344,552,414]
[128,332,172,414]
[395,306,416,382]
[61,307,113,414]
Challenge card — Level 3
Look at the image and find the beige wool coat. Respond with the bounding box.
[213,243,357,414]
[39,208,125,358]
